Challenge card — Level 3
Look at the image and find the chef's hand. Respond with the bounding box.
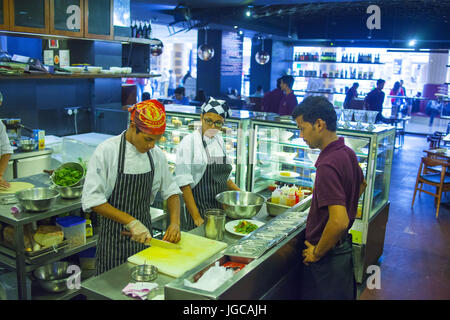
[302,241,320,266]
[0,176,10,189]
[125,219,152,245]
[162,223,181,243]
[194,216,204,227]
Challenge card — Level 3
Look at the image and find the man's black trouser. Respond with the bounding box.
[300,234,356,300]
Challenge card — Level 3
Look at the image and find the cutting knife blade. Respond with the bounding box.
[149,238,181,250]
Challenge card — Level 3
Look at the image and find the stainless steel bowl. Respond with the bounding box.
[51,184,84,199]
[18,138,37,151]
[51,162,86,187]
[33,261,71,293]
[131,264,158,282]
[15,187,60,212]
[215,191,266,219]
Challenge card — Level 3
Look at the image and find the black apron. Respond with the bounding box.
[300,233,356,300]
[96,132,155,275]
[187,133,232,230]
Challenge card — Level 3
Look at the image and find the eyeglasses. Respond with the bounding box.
[203,118,224,128]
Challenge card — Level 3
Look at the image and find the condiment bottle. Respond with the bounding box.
[271,187,281,204]
[288,188,296,207]
[85,213,93,238]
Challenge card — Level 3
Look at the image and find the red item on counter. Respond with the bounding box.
[223,262,247,273]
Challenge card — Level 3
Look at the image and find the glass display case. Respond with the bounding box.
[158,105,255,190]
[248,118,394,240]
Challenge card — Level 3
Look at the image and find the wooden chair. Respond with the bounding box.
[412,156,450,218]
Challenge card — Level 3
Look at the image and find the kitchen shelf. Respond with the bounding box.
[0,73,161,80]
[257,138,369,158]
[291,60,384,65]
[293,75,376,81]
[258,174,314,188]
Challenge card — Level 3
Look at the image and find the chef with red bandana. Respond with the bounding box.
[82,100,182,275]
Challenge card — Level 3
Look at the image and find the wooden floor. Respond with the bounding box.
[358,134,450,300]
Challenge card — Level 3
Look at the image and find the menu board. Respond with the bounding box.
[221,31,243,76]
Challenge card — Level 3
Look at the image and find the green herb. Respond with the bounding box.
[53,167,83,186]
[234,220,259,234]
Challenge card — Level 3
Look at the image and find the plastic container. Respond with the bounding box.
[56,216,86,248]
[271,188,281,204]
[78,247,96,270]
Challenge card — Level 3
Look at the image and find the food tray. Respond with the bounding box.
[0,239,69,263]
[266,198,291,216]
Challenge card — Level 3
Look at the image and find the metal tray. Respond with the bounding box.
[0,239,69,263]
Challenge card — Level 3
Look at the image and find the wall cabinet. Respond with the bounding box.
[0,0,9,30]
[8,0,49,34]
[2,0,113,40]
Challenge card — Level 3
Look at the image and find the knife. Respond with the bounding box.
[121,231,180,249]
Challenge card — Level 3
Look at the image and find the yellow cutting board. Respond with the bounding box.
[127,232,228,278]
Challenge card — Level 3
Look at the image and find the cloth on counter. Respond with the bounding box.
[128,99,166,135]
[122,282,158,300]
[81,131,182,212]
[174,130,232,189]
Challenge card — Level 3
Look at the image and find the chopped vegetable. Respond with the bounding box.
[234,220,259,234]
[53,167,83,186]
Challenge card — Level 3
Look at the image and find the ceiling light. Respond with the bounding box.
[408,39,416,47]
[239,30,243,35]
[234,25,238,29]
[246,10,251,17]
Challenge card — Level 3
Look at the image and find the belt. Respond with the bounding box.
[336,234,351,247]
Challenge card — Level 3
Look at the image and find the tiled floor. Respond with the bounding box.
[358,134,450,300]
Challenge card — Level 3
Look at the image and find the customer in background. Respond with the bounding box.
[172,87,189,105]
[253,85,264,97]
[168,70,176,97]
[389,81,405,116]
[183,73,197,101]
[292,96,366,300]
[426,97,442,127]
[343,82,359,109]
[411,92,422,114]
[278,75,297,116]
[0,92,12,190]
[141,92,151,101]
[195,89,207,104]
[263,78,283,113]
[364,79,386,123]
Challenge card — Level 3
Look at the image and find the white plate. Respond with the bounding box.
[277,171,300,179]
[225,219,265,237]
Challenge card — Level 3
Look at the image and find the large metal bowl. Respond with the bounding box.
[215,191,266,219]
[51,184,84,199]
[33,261,71,293]
[15,188,60,212]
[51,162,86,187]
[18,138,37,152]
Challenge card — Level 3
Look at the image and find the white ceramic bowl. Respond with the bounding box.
[110,67,122,74]
[64,66,83,73]
[87,66,102,74]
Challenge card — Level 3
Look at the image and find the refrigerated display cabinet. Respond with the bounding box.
[247,117,395,283]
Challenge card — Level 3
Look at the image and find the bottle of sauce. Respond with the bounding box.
[271,187,281,204]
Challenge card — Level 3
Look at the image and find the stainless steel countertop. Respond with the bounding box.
[10,148,53,160]
[80,206,274,300]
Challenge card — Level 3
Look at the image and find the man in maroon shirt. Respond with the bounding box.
[262,78,283,113]
[279,75,298,116]
[292,96,367,300]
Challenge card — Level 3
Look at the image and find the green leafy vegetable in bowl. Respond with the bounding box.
[234,220,259,234]
[53,167,84,187]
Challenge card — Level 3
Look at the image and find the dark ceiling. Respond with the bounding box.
[131,0,450,48]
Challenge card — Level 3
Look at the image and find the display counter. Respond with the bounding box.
[80,197,312,300]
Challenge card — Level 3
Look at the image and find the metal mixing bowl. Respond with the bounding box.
[51,162,86,187]
[33,261,71,293]
[15,187,60,212]
[18,138,37,151]
[131,264,158,282]
[52,184,84,199]
[216,191,266,219]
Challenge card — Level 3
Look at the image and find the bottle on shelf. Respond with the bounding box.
[130,20,137,38]
[85,213,93,238]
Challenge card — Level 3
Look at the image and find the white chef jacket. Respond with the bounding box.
[81,132,182,212]
[175,130,233,189]
[0,122,13,156]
